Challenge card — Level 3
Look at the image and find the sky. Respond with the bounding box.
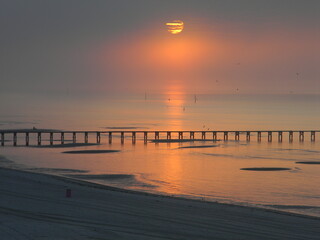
[1,0,320,97]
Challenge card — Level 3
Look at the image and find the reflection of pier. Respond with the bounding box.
[0,130,318,146]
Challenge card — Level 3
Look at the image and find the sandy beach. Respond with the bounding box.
[0,167,319,240]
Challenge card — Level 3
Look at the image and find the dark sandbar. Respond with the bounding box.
[62,150,120,154]
[241,167,291,171]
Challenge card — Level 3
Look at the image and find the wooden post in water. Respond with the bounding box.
[167,132,171,140]
[178,132,183,140]
[268,131,272,142]
[246,132,250,141]
[13,132,17,146]
[1,133,4,146]
[190,132,194,140]
[289,131,293,142]
[37,132,41,145]
[257,131,261,142]
[213,132,217,141]
[109,132,112,144]
[144,132,148,143]
[121,132,124,144]
[96,132,101,144]
[299,131,304,142]
[61,132,64,144]
[278,131,283,142]
[132,132,136,144]
[235,131,240,141]
[85,132,88,144]
[73,132,76,143]
[26,132,29,146]
[202,132,206,140]
[50,132,54,145]
[311,131,315,142]
[224,132,228,141]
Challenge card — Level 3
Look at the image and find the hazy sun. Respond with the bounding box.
[166,20,184,34]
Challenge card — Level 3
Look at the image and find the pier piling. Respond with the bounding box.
[202,132,206,140]
[257,132,261,142]
[96,132,101,144]
[61,132,64,144]
[73,132,76,143]
[13,132,17,146]
[50,133,54,145]
[1,133,4,146]
[246,132,250,141]
[109,132,112,144]
[167,132,171,140]
[289,131,293,142]
[299,131,304,142]
[278,132,283,142]
[235,132,240,141]
[268,132,272,142]
[224,132,228,141]
[213,132,217,140]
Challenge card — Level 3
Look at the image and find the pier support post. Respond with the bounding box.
[13,132,17,146]
[268,132,272,142]
[224,132,228,141]
[61,132,64,144]
[155,132,159,140]
[26,132,29,146]
[178,132,183,140]
[299,131,304,142]
[289,131,293,142]
[246,132,250,141]
[167,132,171,140]
[121,132,124,144]
[213,132,217,141]
[257,132,261,142]
[235,131,240,141]
[50,132,54,145]
[109,132,112,144]
[144,132,148,143]
[96,132,101,144]
[132,132,136,144]
[37,132,41,146]
[1,133,4,146]
[73,132,76,143]
[278,132,283,142]
[85,132,88,144]
[202,132,206,140]
[311,131,315,142]
[190,132,194,140]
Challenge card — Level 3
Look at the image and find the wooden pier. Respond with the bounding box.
[0,130,318,146]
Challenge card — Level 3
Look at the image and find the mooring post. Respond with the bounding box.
[299,131,304,142]
[61,132,64,144]
[289,131,293,142]
[278,131,283,142]
[224,132,228,141]
[1,133,4,146]
[109,132,112,144]
[13,132,17,146]
[155,132,159,140]
[121,132,124,144]
[178,132,183,140]
[72,132,76,143]
[50,132,54,145]
[246,132,250,141]
[213,132,217,140]
[235,131,240,141]
[202,131,206,140]
[257,131,261,142]
[96,132,101,144]
[26,132,29,146]
[167,132,171,140]
[144,132,148,143]
[311,131,315,142]
[37,132,41,145]
[132,132,136,144]
[190,132,194,140]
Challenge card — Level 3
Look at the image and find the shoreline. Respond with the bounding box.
[1,166,319,239]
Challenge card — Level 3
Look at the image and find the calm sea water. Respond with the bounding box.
[1,94,320,217]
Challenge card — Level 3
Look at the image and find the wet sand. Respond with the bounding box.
[0,167,319,239]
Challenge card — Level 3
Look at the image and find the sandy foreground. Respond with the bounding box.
[0,167,319,240]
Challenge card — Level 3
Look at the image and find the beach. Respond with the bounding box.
[1,167,319,240]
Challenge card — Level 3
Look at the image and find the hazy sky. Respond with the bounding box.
[1,0,320,96]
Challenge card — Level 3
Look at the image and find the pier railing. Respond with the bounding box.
[0,130,318,146]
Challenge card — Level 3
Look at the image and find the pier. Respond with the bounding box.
[0,130,318,146]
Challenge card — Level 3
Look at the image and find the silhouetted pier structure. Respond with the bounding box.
[0,130,318,146]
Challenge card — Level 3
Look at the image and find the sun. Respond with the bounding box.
[166,20,184,34]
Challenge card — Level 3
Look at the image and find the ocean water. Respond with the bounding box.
[0,94,320,217]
